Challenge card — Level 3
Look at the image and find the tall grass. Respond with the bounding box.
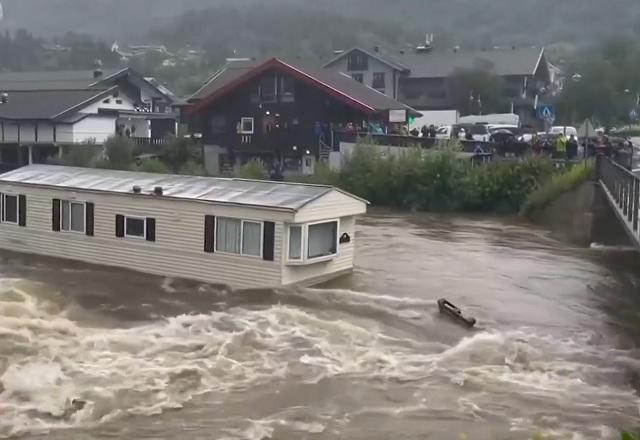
[288,144,559,213]
[520,161,594,217]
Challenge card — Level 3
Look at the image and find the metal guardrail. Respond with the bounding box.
[597,154,640,245]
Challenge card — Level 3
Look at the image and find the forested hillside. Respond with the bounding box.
[2,0,639,48]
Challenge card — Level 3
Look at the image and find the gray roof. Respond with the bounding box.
[190,58,418,115]
[0,69,125,91]
[190,59,258,101]
[0,165,364,211]
[0,88,115,121]
[327,47,545,78]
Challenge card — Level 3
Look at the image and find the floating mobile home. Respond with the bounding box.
[0,165,368,289]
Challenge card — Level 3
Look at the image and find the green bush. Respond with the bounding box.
[131,159,171,174]
[178,160,207,176]
[285,143,566,213]
[521,161,595,217]
[161,134,200,172]
[103,136,135,170]
[46,144,99,167]
[237,159,267,180]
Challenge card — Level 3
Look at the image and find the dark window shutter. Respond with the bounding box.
[115,214,125,237]
[146,217,156,242]
[0,193,4,222]
[263,221,275,261]
[204,215,215,253]
[85,202,94,236]
[18,195,26,227]
[52,199,61,231]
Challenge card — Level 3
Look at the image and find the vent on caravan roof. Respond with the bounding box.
[154,186,163,196]
[132,185,141,194]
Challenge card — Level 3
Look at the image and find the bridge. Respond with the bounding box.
[597,154,640,249]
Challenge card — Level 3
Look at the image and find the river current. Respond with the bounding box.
[0,212,639,439]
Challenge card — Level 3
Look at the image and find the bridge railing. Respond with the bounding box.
[597,154,640,235]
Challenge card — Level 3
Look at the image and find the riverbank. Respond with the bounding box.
[289,146,591,214]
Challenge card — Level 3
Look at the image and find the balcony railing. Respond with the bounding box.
[131,137,171,146]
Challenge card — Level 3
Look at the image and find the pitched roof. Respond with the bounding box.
[326,46,545,78]
[0,68,126,91]
[0,164,368,211]
[0,88,116,121]
[189,59,258,101]
[323,47,411,72]
[189,58,418,116]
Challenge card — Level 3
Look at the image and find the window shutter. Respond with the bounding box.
[18,195,26,227]
[52,199,61,231]
[263,221,275,261]
[146,217,156,242]
[0,193,3,222]
[85,202,94,236]
[204,215,215,253]
[115,214,125,237]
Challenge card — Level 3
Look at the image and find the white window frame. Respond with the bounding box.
[124,215,147,240]
[214,217,264,258]
[240,117,255,134]
[286,219,340,265]
[60,200,86,234]
[2,194,19,225]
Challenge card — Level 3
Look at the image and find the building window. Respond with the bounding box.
[2,194,18,224]
[351,73,364,83]
[347,52,368,71]
[259,74,277,103]
[216,217,263,257]
[308,221,338,259]
[280,75,295,102]
[125,216,146,239]
[372,72,386,91]
[240,117,254,134]
[288,225,302,260]
[61,200,85,233]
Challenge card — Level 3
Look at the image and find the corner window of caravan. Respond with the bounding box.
[125,217,146,239]
[287,220,339,264]
[308,221,338,259]
[61,201,85,233]
[216,217,263,257]
[2,194,18,224]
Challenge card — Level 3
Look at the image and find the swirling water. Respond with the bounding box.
[0,212,639,439]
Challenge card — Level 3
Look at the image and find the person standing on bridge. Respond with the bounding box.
[555,133,567,159]
[567,135,579,160]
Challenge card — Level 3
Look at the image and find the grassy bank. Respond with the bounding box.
[289,146,564,214]
[520,160,595,217]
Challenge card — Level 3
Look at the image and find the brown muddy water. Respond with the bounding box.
[1,212,639,439]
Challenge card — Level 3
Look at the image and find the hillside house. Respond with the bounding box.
[324,46,551,122]
[187,57,418,175]
[0,68,176,169]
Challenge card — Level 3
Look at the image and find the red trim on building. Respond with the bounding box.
[188,58,376,115]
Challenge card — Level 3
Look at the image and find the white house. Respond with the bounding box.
[0,165,368,289]
[0,68,177,168]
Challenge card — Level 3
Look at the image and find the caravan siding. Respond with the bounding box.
[294,190,366,223]
[0,184,292,289]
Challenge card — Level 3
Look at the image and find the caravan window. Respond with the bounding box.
[61,200,85,233]
[2,194,18,224]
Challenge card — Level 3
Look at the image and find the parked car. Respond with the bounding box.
[435,125,454,139]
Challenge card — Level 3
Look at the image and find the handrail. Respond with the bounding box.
[597,154,640,239]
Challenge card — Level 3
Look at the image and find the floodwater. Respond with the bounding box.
[1,212,640,440]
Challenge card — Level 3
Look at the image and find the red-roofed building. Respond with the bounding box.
[186,58,418,175]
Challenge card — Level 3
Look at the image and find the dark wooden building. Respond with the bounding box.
[187,58,418,175]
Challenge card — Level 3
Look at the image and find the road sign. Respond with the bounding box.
[577,119,595,139]
[537,105,555,121]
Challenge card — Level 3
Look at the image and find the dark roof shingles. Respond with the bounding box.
[0,89,111,120]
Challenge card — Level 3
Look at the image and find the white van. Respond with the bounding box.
[549,126,578,137]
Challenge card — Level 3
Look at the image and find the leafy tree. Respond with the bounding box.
[161,135,200,173]
[102,136,135,170]
[447,68,507,116]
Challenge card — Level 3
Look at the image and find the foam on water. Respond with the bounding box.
[0,278,639,438]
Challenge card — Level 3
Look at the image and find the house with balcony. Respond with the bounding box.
[187,57,418,175]
[0,67,176,168]
[324,45,551,123]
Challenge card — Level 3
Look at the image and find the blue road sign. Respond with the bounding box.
[537,105,555,120]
